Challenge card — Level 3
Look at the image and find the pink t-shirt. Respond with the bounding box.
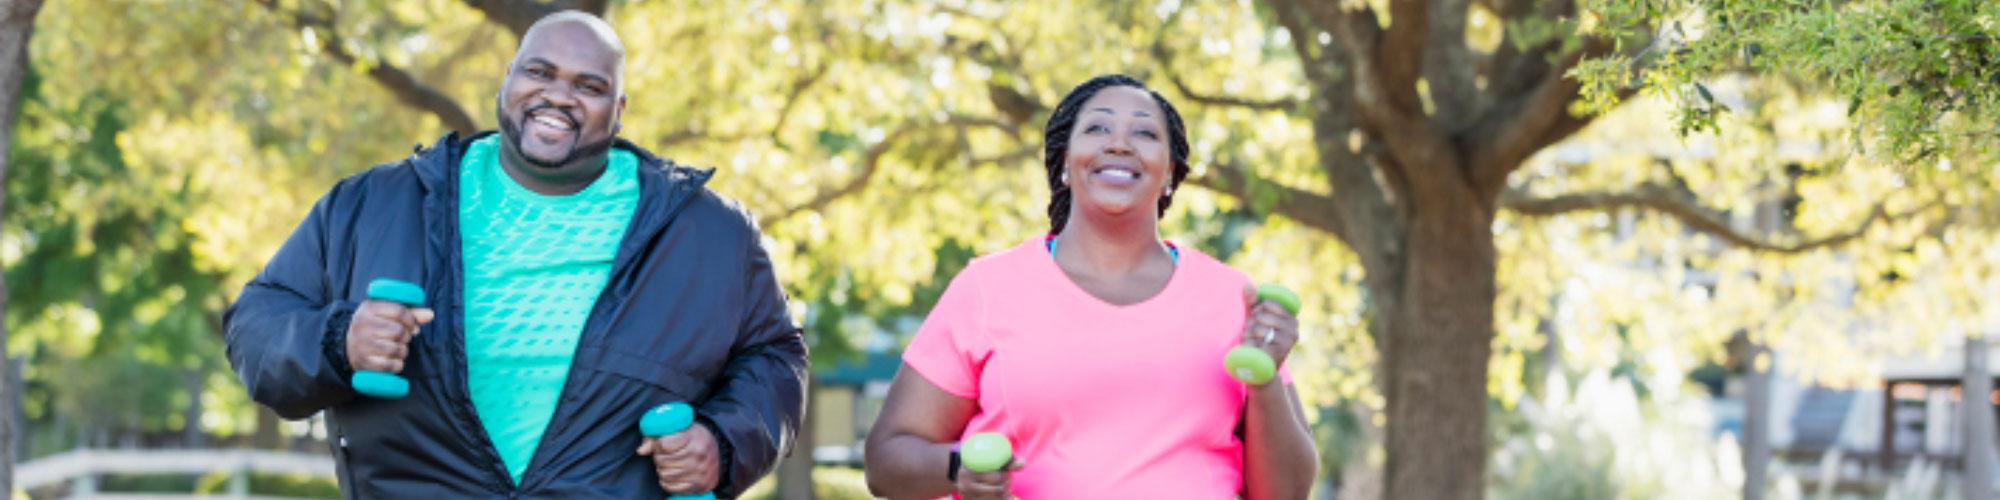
[902,238,1289,498]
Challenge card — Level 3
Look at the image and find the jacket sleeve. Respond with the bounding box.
[224,187,361,420]
[697,219,809,498]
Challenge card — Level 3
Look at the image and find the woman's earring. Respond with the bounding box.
[1164,185,1174,196]
[1060,172,1069,186]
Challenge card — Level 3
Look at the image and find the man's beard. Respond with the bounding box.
[496,101,616,169]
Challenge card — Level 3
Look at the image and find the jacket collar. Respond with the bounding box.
[409,130,715,254]
[408,131,713,189]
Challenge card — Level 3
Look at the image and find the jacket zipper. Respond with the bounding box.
[515,167,706,492]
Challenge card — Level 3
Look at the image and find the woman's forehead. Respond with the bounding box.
[1080,86,1163,118]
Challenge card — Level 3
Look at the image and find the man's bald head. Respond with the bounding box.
[494,10,630,194]
[516,11,626,92]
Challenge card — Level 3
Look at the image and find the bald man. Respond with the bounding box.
[224,11,807,498]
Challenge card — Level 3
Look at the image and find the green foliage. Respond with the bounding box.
[1584,0,2000,164]
[4,62,234,451]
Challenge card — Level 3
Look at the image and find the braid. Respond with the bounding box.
[1043,74,1193,235]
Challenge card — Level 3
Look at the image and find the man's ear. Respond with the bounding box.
[612,94,627,134]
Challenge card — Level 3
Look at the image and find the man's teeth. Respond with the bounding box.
[532,114,573,130]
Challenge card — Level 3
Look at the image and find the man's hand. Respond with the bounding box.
[635,422,722,494]
[346,300,434,373]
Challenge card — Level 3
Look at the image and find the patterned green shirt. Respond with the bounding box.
[459,135,638,483]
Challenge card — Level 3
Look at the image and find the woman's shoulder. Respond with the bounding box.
[1170,243,1254,288]
[950,238,1051,283]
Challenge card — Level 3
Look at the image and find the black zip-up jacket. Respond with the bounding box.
[224,131,807,498]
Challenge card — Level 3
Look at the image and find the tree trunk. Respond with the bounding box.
[1742,342,1772,500]
[1336,404,1384,500]
[181,369,206,448]
[254,406,283,449]
[1380,197,1497,500]
[1336,277,1401,500]
[775,383,815,500]
[0,0,47,493]
[1966,335,1994,500]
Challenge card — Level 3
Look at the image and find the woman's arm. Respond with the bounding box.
[1243,382,1318,499]
[864,364,994,499]
[1239,291,1320,499]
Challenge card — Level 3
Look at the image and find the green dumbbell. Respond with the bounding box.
[351,278,425,399]
[1224,284,1301,385]
[959,432,1014,474]
[639,402,717,500]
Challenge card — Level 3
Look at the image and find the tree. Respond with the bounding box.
[0,0,45,492]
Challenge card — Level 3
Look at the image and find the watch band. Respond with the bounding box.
[947,447,962,483]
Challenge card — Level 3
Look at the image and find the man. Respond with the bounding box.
[223,11,806,498]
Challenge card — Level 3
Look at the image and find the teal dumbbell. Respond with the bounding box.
[959,432,1014,474]
[350,278,425,399]
[1224,284,1301,385]
[639,402,717,500]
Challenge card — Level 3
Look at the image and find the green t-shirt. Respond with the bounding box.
[459,135,639,483]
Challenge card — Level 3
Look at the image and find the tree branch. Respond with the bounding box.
[758,124,914,228]
[1465,37,1621,196]
[768,62,830,145]
[1501,186,1938,253]
[1148,27,1297,112]
[1190,163,1351,244]
[1303,0,1463,202]
[655,63,830,149]
[966,144,1036,167]
[1422,0,1478,124]
[1260,0,1409,273]
[574,0,610,16]
[418,23,500,84]
[1378,0,1429,114]
[757,115,1021,228]
[1484,0,1570,98]
[258,0,478,134]
[1259,0,1337,85]
[1164,68,1297,112]
[460,0,569,38]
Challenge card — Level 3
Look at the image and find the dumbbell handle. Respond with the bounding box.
[351,279,424,399]
[639,402,716,500]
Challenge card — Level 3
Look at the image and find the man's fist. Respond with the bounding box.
[346,300,434,373]
[636,423,722,494]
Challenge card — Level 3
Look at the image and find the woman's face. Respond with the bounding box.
[1062,86,1173,221]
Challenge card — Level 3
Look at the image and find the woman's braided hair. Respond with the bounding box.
[1043,74,1191,235]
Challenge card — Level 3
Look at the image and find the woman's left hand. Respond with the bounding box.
[1241,284,1301,370]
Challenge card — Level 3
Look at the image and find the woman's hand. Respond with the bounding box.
[955,459,1026,500]
[1242,284,1300,369]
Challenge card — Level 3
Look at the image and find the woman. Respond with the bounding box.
[863,74,1318,499]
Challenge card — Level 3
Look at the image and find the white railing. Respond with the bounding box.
[15,448,335,499]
